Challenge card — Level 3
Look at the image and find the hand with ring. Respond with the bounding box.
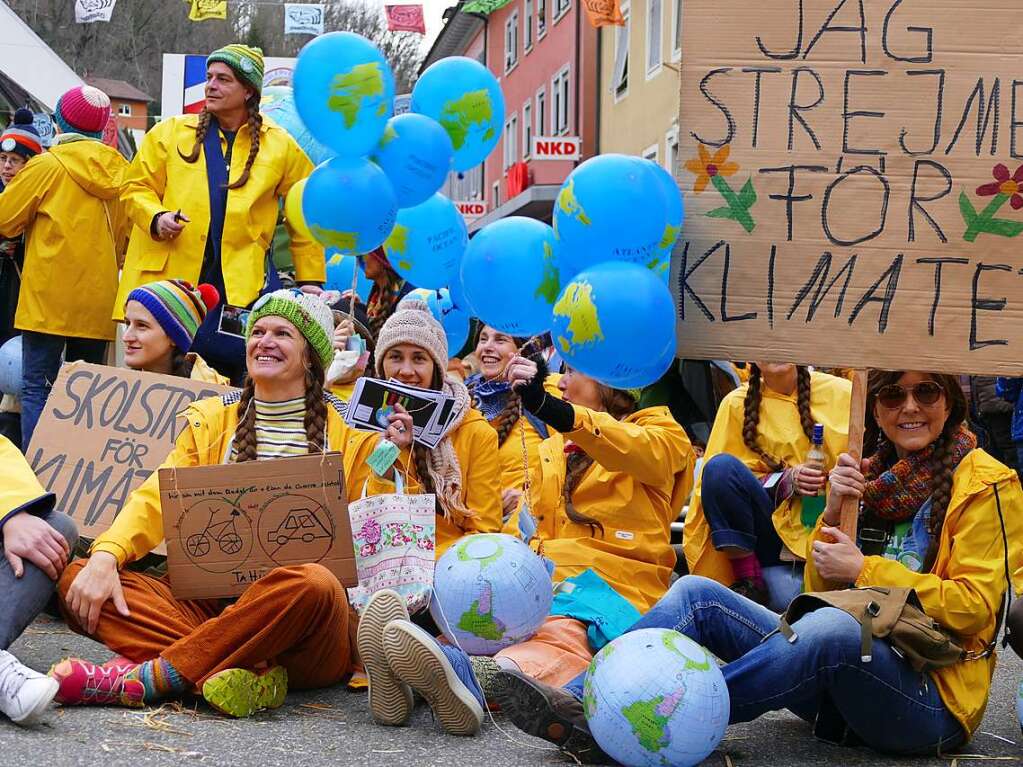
[384,403,413,450]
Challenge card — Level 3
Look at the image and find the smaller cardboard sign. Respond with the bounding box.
[160,453,357,600]
[455,200,487,221]
[531,136,581,161]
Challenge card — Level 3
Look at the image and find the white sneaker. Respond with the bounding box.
[0,650,59,725]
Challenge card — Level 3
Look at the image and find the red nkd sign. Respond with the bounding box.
[532,136,581,161]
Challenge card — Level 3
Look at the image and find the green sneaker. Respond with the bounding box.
[202,666,288,718]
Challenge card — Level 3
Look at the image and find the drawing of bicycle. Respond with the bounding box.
[186,509,245,558]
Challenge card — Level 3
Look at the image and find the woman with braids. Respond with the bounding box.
[354,354,694,737]
[357,248,414,338]
[49,290,391,718]
[683,363,851,610]
[121,280,228,384]
[117,45,324,383]
[495,370,1023,762]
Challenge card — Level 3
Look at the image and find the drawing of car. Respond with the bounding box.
[267,508,332,546]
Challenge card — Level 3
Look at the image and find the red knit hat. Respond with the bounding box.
[54,86,111,139]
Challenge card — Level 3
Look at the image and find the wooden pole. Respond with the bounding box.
[839,370,869,541]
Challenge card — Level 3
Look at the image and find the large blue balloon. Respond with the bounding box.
[325,252,372,302]
[461,217,560,336]
[411,57,504,172]
[406,287,471,354]
[383,194,467,290]
[554,155,668,278]
[293,32,395,157]
[373,114,454,208]
[551,261,675,388]
[302,156,397,255]
[0,335,21,396]
[602,335,677,389]
[260,86,335,166]
[646,159,684,266]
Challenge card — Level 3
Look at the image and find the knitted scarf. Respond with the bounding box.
[862,425,976,522]
[425,374,475,527]
[466,373,550,441]
[366,273,406,337]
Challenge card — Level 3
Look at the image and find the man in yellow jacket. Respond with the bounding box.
[117,44,324,383]
[0,86,128,449]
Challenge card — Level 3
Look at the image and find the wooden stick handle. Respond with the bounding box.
[839,369,869,541]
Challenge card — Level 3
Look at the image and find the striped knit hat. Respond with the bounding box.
[126,280,220,353]
[1,109,43,159]
[54,86,111,140]
[247,289,336,368]
[207,44,265,95]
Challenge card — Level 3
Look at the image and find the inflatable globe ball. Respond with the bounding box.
[373,113,455,209]
[0,335,21,396]
[430,533,553,656]
[584,628,729,767]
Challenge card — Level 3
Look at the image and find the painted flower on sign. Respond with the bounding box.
[684,144,738,194]
[684,143,756,233]
[976,163,1023,209]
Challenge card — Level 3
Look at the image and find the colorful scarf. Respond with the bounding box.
[862,425,976,522]
[366,273,407,337]
[466,373,549,441]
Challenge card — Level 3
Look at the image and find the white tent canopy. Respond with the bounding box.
[0,3,83,110]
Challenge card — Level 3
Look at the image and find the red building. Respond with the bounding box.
[423,0,597,231]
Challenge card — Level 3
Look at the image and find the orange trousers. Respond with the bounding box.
[495,616,594,687]
[58,560,355,689]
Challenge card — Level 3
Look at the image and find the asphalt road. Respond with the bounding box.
[2,614,1021,766]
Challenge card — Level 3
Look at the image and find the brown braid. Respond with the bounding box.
[231,377,259,463]
[228,97,262,189]
[492,391,523,446]
[795,366,815,440]
[742,364,814,472]
[178,107,212,163]
[303,355,327,453]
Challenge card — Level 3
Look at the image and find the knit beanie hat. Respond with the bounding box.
[247,288,335,368]
[1,109,43,159]
[127,280,220,353]
[208,44,265,95]
[375,298,448,377]
[54,86,111,139]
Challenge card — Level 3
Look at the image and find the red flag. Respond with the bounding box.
[385,4,426,34]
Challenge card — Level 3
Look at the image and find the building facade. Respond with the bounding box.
[86,77,151,142]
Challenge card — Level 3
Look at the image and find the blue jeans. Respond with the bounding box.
[0,510,78,650]
[565,576,966,756]
[20,330,108,451]
[701,454,784,565]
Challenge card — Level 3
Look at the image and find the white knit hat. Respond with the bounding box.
[247,288,336,368]
[375,298,448,377]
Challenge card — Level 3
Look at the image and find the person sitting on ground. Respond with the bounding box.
[683,363,851,611]
[49,290,402,718]
[122,280,228,384]
[0,435,77,726]
[494,371,1023,762]
[356,356,694,738]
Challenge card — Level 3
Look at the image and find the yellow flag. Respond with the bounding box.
[186,0,227,21]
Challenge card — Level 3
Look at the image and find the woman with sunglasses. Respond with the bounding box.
[683,363,851,610]
[495,370,1023,761]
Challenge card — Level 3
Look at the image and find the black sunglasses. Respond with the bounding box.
[876,381,944,409]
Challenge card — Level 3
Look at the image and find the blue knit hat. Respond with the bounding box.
[126,280,220,352]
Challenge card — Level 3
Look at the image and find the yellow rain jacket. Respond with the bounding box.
[0,137,129,340]
[115,114,324,318]
[805,449,1023,738]
[522,406,694,613]
[684,371,851,584]
[0,435,55,528]
[494,377,564,493]
[186,353,230,385]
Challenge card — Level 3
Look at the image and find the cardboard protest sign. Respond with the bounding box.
[159,453,357,600]
[676,0,1023,374]
[27,363,233,540]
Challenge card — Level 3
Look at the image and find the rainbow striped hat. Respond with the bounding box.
[126,280,220,352]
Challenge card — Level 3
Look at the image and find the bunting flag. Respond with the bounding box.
[186,0,227,22]
[284,3,325,35]
[75,0,117,23]
[461,0,514,15]
[582,0,625,27]
[385,5,426,34]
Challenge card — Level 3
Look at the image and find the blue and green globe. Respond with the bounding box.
[584,628,729,767]
[430,533,552,656]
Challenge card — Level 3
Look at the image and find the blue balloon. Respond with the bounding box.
[411,57,505,172]
[302,156,397,255]
[325,252,372,302]
[551,261,675,388]
[383,194,467,290]
[554,154,668,277]
[373,114,454,208]
[645,159,684,265]
[461,217,560,336]
[405,287,471,354]
[0,335,22,396]
[602,335,677,389]
[293,32,396,157]
[260,86,335,166]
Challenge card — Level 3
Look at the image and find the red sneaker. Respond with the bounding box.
[48,658,145,707]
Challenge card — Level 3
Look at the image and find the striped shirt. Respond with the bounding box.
[229,396,309,461]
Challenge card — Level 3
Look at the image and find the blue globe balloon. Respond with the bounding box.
[406,287,471,354]
[325,252,372,302]
[293,32,396,157]
[260,86,335,166]
[603,336,677,390]
[0,335,22,396]
[302,156,398,255]
[383,194,467,290]
[373,113,454,208]
[645,159,684,266]
[551,261,675,388]
[411,57,505,172]
[461,217,561,337]
[554,155,668,277]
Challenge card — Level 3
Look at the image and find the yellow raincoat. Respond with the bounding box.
[115,114,324,318]
[0,137,128,340]
[522,406,694,613]
[0,435,54,527]
[805,449,1023,738]
[185,353,230,385]
[683,371,851,584]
